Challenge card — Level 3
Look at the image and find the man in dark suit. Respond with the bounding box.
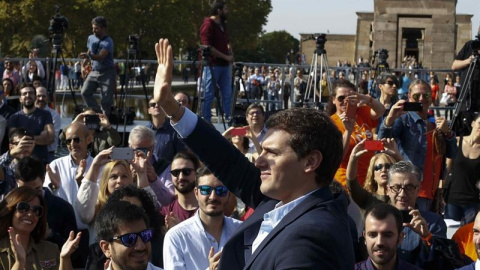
[152,38,355,269]
[14,156,78,249]
[456,211,480,270]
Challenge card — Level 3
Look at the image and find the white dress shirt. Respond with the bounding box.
[163,212,242,270]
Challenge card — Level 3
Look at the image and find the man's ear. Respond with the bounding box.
[86,134,94,145]
[99,240,111,258]
[398,231,405,245]
[304,150,322,173]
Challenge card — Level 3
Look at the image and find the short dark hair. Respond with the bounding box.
[173,151,200,171]
[246,103,265,116]
[92,16,107,28]
[9,127,27,142]
[211,1,226,16]
[376,72,398,85]
[364,203,403,234]
[174,91,191,104]
[18,82,35,94]
[195,166,213,186]
[15,156,45,183]
[266,108,342,185]
[31,75,43,84]
[95,201,149,242]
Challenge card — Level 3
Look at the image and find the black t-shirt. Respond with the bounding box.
[455,40,480,111]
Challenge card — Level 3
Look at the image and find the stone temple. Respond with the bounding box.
[300,0,474,69]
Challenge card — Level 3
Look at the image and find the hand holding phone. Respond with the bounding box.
[401,210,412,223]
[85,114,100,130]
[364,140,384,151]
[111,147,134,160]
[231,127,247,137]
[346,102,358,119]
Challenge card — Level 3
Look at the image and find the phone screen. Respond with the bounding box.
[85,115,100,130]
[403,102,422,112]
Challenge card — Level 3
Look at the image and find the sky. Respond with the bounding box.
[264,0,480,39]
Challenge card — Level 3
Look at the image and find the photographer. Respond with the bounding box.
[200,1,234,122]
[79,16,115,116]
[452,26,480,112]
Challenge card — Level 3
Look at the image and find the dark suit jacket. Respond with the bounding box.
[182,116,355,270]
[44,188,78,248]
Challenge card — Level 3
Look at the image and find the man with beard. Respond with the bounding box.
[35,86,61,163]
[200,1,234,122]
[163,167,242,269]
[96,201,163,270]
[456,212,480,270]
[355,203,421,270]
[160,151,200,229]
[8,83,54,164]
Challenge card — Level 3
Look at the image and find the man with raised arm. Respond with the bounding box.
[152,38,354,269]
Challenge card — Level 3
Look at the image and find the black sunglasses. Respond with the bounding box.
[385,80,397,87]
[110,229,153,247]
[411,93,431,101]
[336,95,346,102]
[198,185,228,197]
[170,168,194,177]
[65,137,81,144]
[374,163,392,171]
[16,201,43,217]
[149,102,157,108]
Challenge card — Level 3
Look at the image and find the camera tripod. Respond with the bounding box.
[195,46,227,129]
[304,47,332,109]
[369,49,391,98]
[115,38,150,145]
[450,54,479,135]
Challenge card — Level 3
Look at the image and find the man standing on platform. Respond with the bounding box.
[200,1,234,122]
[79,16,115,116]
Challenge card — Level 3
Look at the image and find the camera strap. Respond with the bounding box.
[92,35,108,55]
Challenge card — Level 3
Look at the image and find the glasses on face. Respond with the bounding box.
[411,93,431,101]
[336,95,346,103]
[385,80,397,87]
[110,229,153,247]
[198,185,228,197]
[374,163,392,171]
[65,137,81,145]
[16,201,43,217]
[170,168,194,177]
[388,184,418,194]
[148,102,157,108]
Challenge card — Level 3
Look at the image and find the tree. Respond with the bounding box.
[258,31,299,64]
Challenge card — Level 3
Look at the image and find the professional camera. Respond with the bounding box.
[199,45,211,58]
[128,35,139,54]
[48,6,69,51]
[315,33,327,54]
[375,49,389,65]
[233,62,244,77]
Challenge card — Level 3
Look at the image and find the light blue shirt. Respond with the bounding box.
[251,189,318,253]
[163,212,242,270]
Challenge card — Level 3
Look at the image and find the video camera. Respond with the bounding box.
[304,34,327,55]
[128,35,139,54]
[472,31,480,55]
[233,62,244,77]
[48,6,69,51]
[199,45,211,58]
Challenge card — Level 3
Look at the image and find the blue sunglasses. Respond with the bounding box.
[198,185,228,197]
[110,229,153,247]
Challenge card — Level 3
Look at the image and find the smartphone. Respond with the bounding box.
[231,127,247,136]
[364,140,384,151]
[346,102,357,119]
[403,102,422,112]
[401,210,412,223]
[111,147,134,160]
[85,114,100,130]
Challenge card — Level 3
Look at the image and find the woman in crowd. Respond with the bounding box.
[21,49,45,83]
[2,78,19,110]
[374,73,399,133]
[74,147,156,245]
[327,80,385,187]
[222,125,261,163]
[0,186,80,270]
[85,185,164,269]
[444,113,480,224]
[346,139,402,213]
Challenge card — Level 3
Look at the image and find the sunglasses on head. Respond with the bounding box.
[170,168,194,177]
[374,163,392,171]
[336,95,346,102]
[110,229,153,247]
[411,93,431,101]
[198,185,228,197]
[16,201,43,217]
[149,102,157,108]
[65,137,81,144]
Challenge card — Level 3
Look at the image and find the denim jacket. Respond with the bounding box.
[377,111,457,172]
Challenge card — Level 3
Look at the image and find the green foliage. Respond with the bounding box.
[257,31,299,64]
[0,0,276,63]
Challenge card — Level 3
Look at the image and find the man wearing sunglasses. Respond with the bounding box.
[163,167,242,269]
[159,151,200,229]
[153,39,354,269]
[96,201,162,270]
[378,79,457,212]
